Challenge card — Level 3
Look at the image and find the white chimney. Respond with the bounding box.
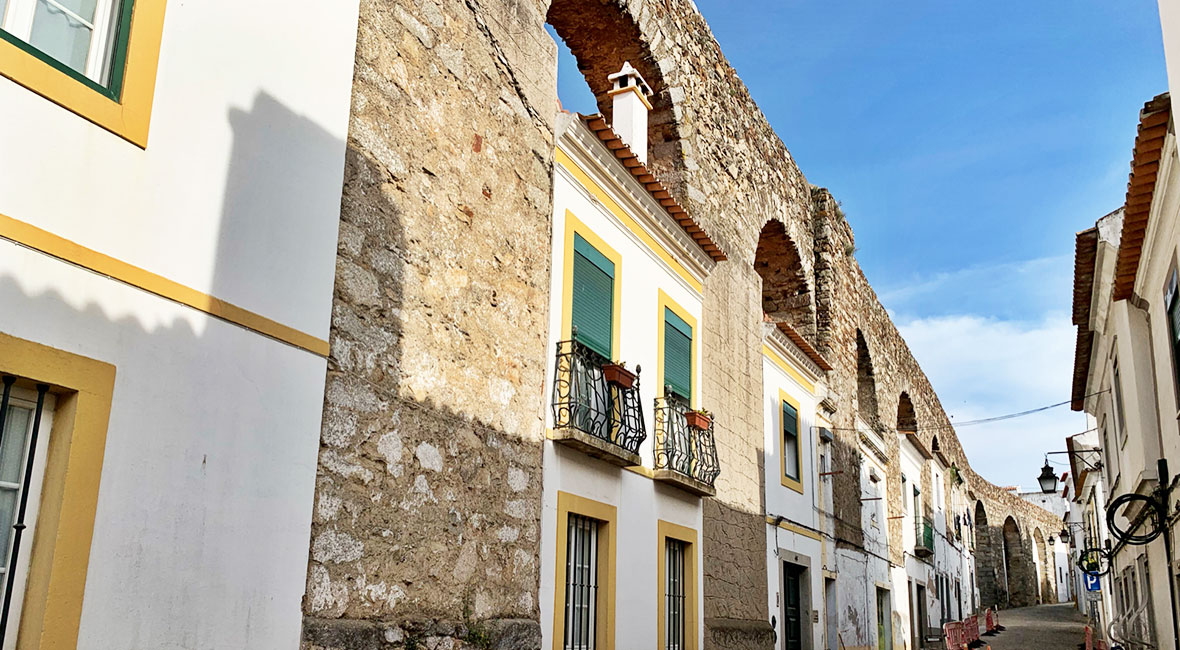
[607,62,652,163]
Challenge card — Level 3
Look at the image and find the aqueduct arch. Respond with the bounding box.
[1002,516,1037,607]
[1033,527,1055,604]
[896,392,917,433]
[753,220,816,339]
[856,330,881,426]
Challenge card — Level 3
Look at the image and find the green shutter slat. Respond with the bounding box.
[664,310,692,398]
[574,234,614,277]
[783,402,798,436]
[571,235,614,358]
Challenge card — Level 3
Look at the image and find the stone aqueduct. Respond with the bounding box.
[303,0,1068,646]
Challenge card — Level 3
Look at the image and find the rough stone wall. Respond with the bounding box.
[301,0,1067,648]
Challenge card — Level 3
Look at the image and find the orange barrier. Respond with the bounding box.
[984,608,997,634]
[943,621,967,650]
[1085,625,1092,650]
[964,614,980,645]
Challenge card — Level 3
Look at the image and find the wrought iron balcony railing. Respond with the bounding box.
[915,516,935,557]
[551,339,645,465]
[653,395,720,495]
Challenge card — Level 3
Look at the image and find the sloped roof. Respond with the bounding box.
[1070,227,1099,411]
[1113,93,1171,301]
[580,114,727,262]
[776,321,833,372]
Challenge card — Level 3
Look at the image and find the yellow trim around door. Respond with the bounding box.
[560,211,622,358]
[779,389,804,495]
[657,520,698,650]
[656,289,698,409]
[0,213,329,356]
[0,0,167,147]
[0,331,115,650]
[553,491,616,650]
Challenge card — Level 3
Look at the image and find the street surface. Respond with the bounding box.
[974,603,1088,650]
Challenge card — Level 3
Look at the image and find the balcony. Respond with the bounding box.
[915,516,934,558]
[652,395,721,496]
[550,339,645,467]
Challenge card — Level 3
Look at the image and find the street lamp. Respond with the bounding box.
[1059,528,1070,543]
[1038,458,1059,493]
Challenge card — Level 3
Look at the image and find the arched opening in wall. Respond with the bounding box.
[545,0,682,181]
[754,220,816,339]
[1033,528,1053,604]
[930,435,941,455]
[896,392,917,434]
[975,501,1000,608]
[856,330,880,426]
[1002,516,1032,607]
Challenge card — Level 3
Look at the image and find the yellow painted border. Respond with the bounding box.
[764,514,823,542]
[553,491,616,650]
[0,0,167,147]
[657,520,698,650]
[0,213,329,356]
[561,210,622,358]
[762,343,816,394]
[556,148,703,294]
[0,331,115,650]
[779,389,804,495]
[656,289,698,409]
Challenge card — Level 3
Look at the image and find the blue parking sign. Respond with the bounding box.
[1085,573,1101,592]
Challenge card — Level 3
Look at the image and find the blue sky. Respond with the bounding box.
[550,1,1168,488]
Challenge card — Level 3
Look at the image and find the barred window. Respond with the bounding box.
[665,538,686,650]
[564,513,600,650]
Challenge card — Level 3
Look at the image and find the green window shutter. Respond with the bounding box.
[571,234,614,358]
[783,401,799,480]
[1169,294,1180,393]
[664,308,692,399]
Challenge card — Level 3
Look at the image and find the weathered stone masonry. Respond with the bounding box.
[301,1,1066,648]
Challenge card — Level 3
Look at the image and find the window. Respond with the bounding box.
[782,398,800,488]
[1113,358,1127,443]
[571,233,615,359]
[554,492,614,650]
[657,521,697,650]
[663,308,692,401]
[664,539,686,650]
[564,513,600,650]
[0,0,129,91]
[0,380,54,647]
[1165,270,1180,402]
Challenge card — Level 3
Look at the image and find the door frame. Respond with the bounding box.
[776,550,814,650]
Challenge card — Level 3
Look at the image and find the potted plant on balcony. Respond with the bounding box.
[685,407,712,431]
[602,361,637,389]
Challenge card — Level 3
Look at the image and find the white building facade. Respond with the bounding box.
[0,0,358,647]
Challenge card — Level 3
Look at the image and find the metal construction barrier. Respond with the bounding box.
[963,614,980,646]
[943,621,966,650]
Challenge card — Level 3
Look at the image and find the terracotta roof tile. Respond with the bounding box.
[1114,92,1171,301]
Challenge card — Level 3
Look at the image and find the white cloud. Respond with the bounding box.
[895,310,1088,489]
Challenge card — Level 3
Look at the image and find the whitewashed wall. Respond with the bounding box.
[0,1,359,647]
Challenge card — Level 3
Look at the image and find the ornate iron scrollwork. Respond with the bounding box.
[654,395,721,487]
[551,339,645,455]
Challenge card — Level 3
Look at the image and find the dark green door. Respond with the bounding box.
[783,564,803,650]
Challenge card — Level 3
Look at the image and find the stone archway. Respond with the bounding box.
[1002,516,1036,607]
[754,220,816,339]
[975,501,1002,608]
[856,330,880,426]
[896,392,917,434]
[1033,528,1054,604]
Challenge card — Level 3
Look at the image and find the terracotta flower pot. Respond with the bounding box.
[684,410,711,430]
[602,363,636,389]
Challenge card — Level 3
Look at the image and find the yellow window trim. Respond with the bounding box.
[656,289,697,409]
[553,491,616,650]
[561,211,622,357]
[779,389,804,495]
[656,520,698,650]
[0,0,167,147]
[762,343,816,395]
[764,515,823,542]
[0,331,115,650]
[0,213,329,356]
[555,148,703,294]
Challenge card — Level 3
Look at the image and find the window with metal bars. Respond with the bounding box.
[665,538,687,650]
[0,376,52,648]
[564,513,600,650]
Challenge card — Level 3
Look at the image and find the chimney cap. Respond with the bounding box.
[608,61,651,97]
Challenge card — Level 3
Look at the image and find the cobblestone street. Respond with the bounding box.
[976,603,1088,650]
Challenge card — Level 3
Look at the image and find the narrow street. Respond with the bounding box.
[977,603,1088,650]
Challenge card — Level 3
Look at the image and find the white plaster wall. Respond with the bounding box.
[1159,0,1180,102]
[762,354,819,530]
[0,241,325,649]
[539,152,706,650]
[0,0,359,337]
